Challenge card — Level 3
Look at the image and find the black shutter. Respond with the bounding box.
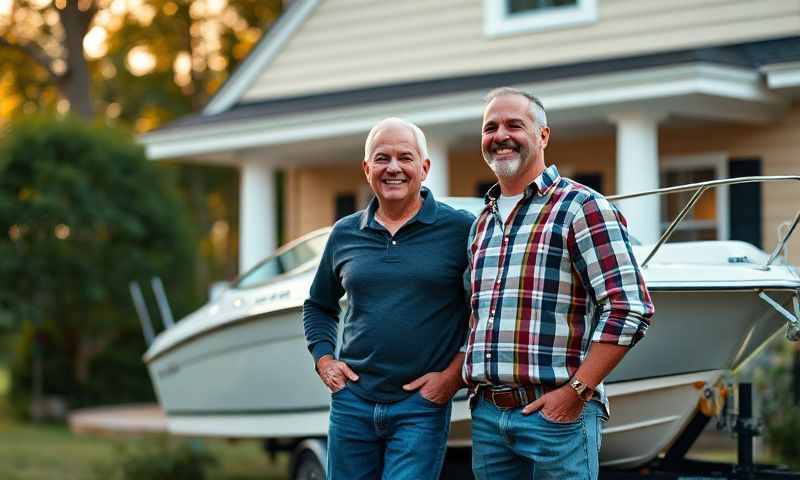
[335,193,357,220]
[573,173,604,195]
[728,158,762,248]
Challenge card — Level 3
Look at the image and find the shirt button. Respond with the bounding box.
[495,278,501,285]
[486,353,492,359]
[392,240,397,245]
[503,236,509,243]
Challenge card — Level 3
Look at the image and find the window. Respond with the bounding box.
[660,154,729,242]
[484,0,597,37]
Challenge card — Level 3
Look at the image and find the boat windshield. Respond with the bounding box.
[233,231,330,289]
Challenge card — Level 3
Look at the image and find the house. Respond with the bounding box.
[140,0,800,273]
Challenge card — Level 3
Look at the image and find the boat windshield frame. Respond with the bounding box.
[231,227,332,290]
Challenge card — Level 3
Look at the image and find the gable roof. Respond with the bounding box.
[203,0,319,115]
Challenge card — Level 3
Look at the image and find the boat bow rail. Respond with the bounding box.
[610,175,800,342]
[609,175,800,269]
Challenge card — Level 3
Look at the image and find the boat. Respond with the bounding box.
[141,176,800,474]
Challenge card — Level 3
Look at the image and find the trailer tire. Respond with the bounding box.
[294,451,324,480]
[290,440,326,480]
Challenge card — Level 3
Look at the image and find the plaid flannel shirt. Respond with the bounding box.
[463,165,654,413]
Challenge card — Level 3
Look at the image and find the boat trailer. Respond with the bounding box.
[596,382,800,480]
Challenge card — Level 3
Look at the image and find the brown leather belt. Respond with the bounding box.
[479,385,538,409]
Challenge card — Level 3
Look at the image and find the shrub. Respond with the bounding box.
[755,340,800,469]
[94,437,217,480]
[0,115,198,415]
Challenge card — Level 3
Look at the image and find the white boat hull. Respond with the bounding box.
[160,369,721,469]
[147,286,794,468]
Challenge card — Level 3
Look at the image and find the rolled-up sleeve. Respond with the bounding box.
[302,230,344,364]
[568,195,655,348]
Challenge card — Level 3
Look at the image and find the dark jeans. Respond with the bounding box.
[327,386,452,480]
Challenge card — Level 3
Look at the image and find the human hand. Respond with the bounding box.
[521,383,584,422]
[402,370,462,405]
[316,355,359,393]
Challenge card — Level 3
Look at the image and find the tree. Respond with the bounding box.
[0,115,197,411]
[1,0,284,299]
[0,0,282,126]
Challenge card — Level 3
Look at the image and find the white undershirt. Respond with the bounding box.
[497,193,524,225]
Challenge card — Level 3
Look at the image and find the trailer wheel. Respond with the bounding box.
[290,439,326,480]
[294,451,324,480]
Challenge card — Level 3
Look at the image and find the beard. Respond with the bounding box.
[485,155,522,177]
[482,139,529,178]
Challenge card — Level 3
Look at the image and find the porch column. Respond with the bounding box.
[239,160,277,273]
[609,112,663,245]
[423,138,449,197]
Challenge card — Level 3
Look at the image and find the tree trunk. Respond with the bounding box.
[74,333,115,385]
[57,1,95,119]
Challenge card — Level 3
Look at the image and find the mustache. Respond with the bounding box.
[492,139,519,151]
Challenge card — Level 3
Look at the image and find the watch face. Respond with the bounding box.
[571,380,592,400]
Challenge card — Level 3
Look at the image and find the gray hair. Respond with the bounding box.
[364,117,429,161]
[485,87,548,128]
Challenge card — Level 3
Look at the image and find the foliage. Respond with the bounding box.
[0,0,282,127]
[0,0,268,300]
[0,115,197,413]
[755,340,800,469]
[94,437,217,480]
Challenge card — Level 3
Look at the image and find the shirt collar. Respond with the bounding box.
[483,165,561,205]
[359,187,438,230]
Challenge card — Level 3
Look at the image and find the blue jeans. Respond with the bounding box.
[327,386,452,480]
[471,396,605,479]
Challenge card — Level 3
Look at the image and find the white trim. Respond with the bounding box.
[661,153,729,241]
[203,0,320,115]
[141,63,784,160]
[484,0,597,38]
[761,61,800,89]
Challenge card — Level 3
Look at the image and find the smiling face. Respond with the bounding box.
[363,122,429,205]
[481,94,549,181]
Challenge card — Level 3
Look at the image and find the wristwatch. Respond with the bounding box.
[569,377,595,402]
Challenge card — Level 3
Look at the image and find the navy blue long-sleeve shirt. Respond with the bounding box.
[303,188,474,403]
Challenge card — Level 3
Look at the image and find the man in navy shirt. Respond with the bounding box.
[303,117,473,480]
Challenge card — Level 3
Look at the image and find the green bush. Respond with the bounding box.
[0,115,198,415]
[94,437,217,480]
[756,341,800,469]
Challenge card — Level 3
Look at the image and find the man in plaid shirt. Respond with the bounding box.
[465,87,655,479]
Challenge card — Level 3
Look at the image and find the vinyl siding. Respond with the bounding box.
[243,0,800,102]
[283,163,364,241]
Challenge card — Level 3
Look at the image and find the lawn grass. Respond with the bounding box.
[0,360,288,480]
[0,418,290,480]
[0,419,115,480]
